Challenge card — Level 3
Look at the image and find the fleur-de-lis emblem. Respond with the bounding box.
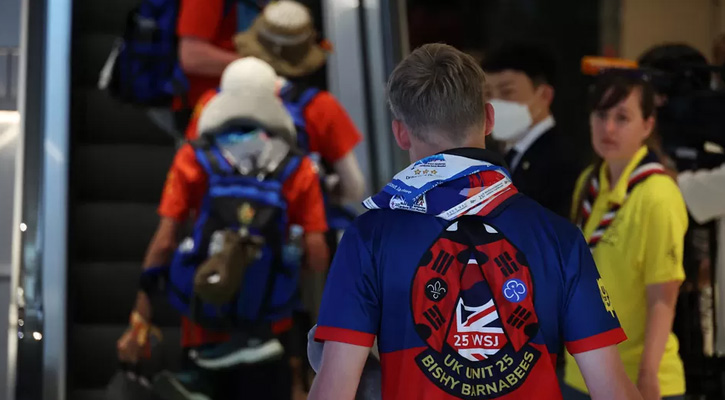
[423,169,429,174]
[238,203,256,225]
[415,169,421,175]
[431,169,438,175]
[427,280,447,300]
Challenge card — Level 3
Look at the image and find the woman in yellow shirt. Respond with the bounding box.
[562,71,687,400]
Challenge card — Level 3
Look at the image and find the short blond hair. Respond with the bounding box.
[386,44,487,144]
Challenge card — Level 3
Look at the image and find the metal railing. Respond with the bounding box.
[0,47,20,111]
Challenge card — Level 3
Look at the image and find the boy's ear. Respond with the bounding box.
[484,103,495,136]
[392,120,412,150]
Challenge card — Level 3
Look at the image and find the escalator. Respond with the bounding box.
[67,0,181,398]
[8,0,378,398]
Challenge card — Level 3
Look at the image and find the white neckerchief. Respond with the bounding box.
[383,153,507,202]
[509,116,555,172]
[363,153,516,220]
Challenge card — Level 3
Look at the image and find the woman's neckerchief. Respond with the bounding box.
[363,152,518,220]
[579,149,666,249]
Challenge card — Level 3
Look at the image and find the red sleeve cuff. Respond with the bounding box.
[326,134,362,164]
[566,327,627,354]
[314,326,375,347]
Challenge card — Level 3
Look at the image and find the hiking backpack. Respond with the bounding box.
[167,133,304,330]
[98,0,264,107]
[98,0,189,107]
[279,83,358,232]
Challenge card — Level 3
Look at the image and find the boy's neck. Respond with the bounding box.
[409,130,487,163]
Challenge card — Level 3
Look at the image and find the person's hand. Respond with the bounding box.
[304,232,330,272]
[637,371,661,400]
[117,304,160,364]
[117,326,143,364]
[323,174,343,205]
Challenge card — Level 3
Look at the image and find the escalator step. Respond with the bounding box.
[71,88,175,146]
[73,144,174,203]
[68,389,106,400]
[69,262,180,327]
[69,324,182,390]
[68,263,179,327]
[71,202,160,262]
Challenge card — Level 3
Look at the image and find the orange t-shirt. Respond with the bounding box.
[183,89,217,144]
[185,89,363,165]
[158,144,327,347]
[158,144,327,233]
[176,0,237,107]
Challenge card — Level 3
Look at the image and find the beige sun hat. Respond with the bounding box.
[234,1,328,78]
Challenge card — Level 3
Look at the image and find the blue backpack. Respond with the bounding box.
[280,83,358,232]
[100,0,189,107]
[167,133,304,330]
[100,0,263,108]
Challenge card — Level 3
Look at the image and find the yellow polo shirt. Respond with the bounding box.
[563,146,687,396]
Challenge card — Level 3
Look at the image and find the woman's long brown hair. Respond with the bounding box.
[572,71,666,225]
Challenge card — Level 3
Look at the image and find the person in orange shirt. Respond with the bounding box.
[176,4,365,395]
[175,0,273,107]
[187,0,366,208]
[118,58,329,400]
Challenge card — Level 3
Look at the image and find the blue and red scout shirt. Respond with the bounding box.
[315,148,626,400]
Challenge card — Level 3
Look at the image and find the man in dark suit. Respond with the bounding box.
[483,43,588,218]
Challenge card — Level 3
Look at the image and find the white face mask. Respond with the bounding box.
[489,99,533,142]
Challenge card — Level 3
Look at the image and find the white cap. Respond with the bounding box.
[220,57,279,95]
[198,58,295,142]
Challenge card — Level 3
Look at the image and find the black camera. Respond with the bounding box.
[638,45,725,171]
